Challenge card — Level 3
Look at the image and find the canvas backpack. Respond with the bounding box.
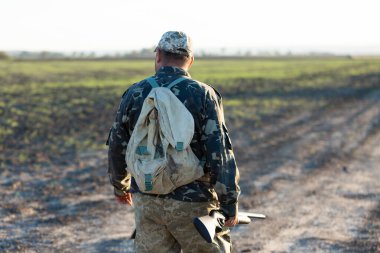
[125,76,205,194]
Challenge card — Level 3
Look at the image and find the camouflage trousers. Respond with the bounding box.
[133,193,232,253]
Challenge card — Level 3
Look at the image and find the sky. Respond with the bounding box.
[1,0,380,55]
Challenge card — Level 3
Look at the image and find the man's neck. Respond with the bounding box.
[161,64,188,71]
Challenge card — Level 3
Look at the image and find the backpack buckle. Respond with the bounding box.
[145,174,153,191]
[175,142,184,151]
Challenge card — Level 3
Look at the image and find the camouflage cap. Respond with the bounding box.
[155,31,193,56]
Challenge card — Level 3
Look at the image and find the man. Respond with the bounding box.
[107,31,240,253]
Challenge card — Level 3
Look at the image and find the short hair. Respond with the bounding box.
[161,50,190,62]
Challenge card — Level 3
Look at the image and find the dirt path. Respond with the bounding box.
[1,89,380,252]
[233,90,380,252]
[234,130,380,252]
[0,150,136,252]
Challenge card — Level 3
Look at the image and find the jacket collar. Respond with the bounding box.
[156,66,191,78]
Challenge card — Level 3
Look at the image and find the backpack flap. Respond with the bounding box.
[151,89,194,150]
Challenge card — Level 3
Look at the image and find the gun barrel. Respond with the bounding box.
[237,215,251,224]
[239,211,266,219]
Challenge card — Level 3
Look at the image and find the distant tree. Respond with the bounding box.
[40,51,49,59]
[0,51,10,60]
[244,50,252,57]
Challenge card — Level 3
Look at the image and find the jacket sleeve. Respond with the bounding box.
[106,90,133,197]
[202,88,241,217]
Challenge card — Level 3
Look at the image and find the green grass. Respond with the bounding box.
[1,58,380,167]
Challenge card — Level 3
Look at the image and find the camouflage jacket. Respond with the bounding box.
[107,66,240,217]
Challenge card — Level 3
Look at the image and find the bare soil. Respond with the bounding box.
[233,89,380,253]
[1,87,380,252]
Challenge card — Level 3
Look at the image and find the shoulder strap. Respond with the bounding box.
[147,77,160,88]
[147,76,189,89]
[164,77,189,89]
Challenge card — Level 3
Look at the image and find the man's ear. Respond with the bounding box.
[155,50,162,71]
[187,55,194,69]
[156,50,162,64]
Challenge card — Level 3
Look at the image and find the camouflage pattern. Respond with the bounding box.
[107,66,240,217]
[155,31,192,56]
[133,193,231,253]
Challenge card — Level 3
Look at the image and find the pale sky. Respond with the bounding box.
[1,0,380,54]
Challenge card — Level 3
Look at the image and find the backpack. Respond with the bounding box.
[125,76,205,194]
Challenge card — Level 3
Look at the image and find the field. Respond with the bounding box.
[1,57,380,252]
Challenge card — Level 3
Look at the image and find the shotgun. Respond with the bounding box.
[193,210,266,243]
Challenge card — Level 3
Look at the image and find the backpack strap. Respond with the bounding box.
[147,76,189,90]
[147,77,160,88]
[164,76,189,89]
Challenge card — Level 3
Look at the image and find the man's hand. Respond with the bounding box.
[224,215,238,227]
[116,193,133,206]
